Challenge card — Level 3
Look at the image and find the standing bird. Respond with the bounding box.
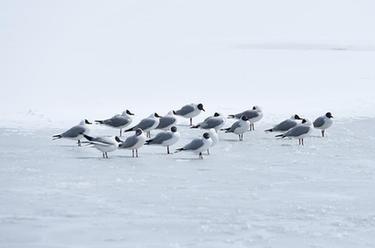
[313,112,334,137]
[125,113,160,138]
[191,112,226,131]
[228,106,263,131]
[83,135,121,158]
[207,128,219,155]
[118,128,147,158]
[175,132,212,159]
[174,103,205,126]
[221,116,250,141]
[95,109,134,137]
[276,119,312,145]
[156,111,178,130]
[265,114,302,132]
[52,119,92,146]
[145,126,180,154]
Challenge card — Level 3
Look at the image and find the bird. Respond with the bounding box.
[265,114,302,132]
[118,128,147,158]
[191,112,226,131]
[83,135,121,158]
[313,112,333,137]
[156,111,178,130]
[207,128,219,155]
[276,119,312,145]
[221,116,250,141]
[145,126,180,154]
[95,109,134,136]
[125,113,160,138]
[52,119,91,146]
[176,132,212,159]
[173,103,205,126]
[228,106,263,131]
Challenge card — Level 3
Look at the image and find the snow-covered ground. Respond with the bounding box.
[1,117,375,248]
[1,0,375,247]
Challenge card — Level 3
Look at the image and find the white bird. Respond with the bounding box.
[95,109,134,136]
[52,119,92,146]
[156,111,178,130]
[207,128,219,155]
[276,119,312,145]
[313,112,333,137]
[191,112,226,131]
[125,113,160,138]
[145,126,180,154]
[228,106,263,131]
[118,128,147,158]
[176,132,212,159]
[265,114,302,132]
[83,135,121,158]
[221,116,250,141]
[174,103,205,126]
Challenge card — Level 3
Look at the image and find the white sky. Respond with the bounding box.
[1,0,375,123]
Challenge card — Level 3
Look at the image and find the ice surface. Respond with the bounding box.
[1,118,375,247]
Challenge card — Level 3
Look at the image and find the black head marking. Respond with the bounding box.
[294,114,301,120]
[115,136,122,143]
[252,106,256,110]
[203,132,210,139]
[154,113,161,118]
[326,112,333,118]
[214,112,220,117]
[135,128,143,136]
[302,119,307,124]
[126,109,134,115]
[171,126,177,132]
[85,119,92,124]
[197,103,205,111]
[241,115,249,121]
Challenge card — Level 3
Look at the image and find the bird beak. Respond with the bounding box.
[128,112,135,116]
[202,108,205,112]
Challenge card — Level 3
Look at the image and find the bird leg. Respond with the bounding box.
[132,150,134,157]
[78,140,81,146]
[199,152,203,159]
[322,130,325,137]
[207,149,210,155]
[120,129,122,137]
[136,149,139,158]
[105,152,108,159]
[167,146,170,154]
[302,139,304,146]
[298,139,301,145]
[190,118,192,126]
[102,153,105,158]
[147,131,151,138]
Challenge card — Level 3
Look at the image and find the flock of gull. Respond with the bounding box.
[52,103,334,159]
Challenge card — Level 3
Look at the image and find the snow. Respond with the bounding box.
[1,0,375,247]
[1,117,375,247]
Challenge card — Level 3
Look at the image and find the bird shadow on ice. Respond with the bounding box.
[174,158,205,162]
[220,138,242,142]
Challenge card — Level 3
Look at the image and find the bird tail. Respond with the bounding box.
[221,127,230,132]
[144,139,153,145]
[275,134,285,138]
[191,124,200,129]
[175,148,184,153]
[265,128,273,132]
[124,128,133,133]
[95,120,104,124]
[52,134,62,140]
[228,114,235,119]
[83,134,94,141]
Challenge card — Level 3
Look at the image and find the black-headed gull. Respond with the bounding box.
[95,110,134,136]
[313,112,333,137]
[176,132,212,159]
[145,126,180,154]
[174,103,205,126]
[228,106,263,131]
[52,119,92,146]
[125,113,160,138]
[276,119,312,145]
[222,116,250,141]
[265,114,302,132]
[118,128,147,158]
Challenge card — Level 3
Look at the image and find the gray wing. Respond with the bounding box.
[313,117,325,128]
[234,110,258,119]
[148,132,173,145]
[156,116,176,129]
[183,138,204,150]
[91,137,114,145]
[284,125,310,137]
[61,125,86,138]
[134,118,156,130]
[119,135,138,148]
[201,118,224,129]
[175,105,194,116]
[104,116,130,127]
[228,121,241,132]
[273,119,297,132]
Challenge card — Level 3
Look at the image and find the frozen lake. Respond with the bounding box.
[1,118,375,247]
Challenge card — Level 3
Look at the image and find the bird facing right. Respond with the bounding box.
[313,112,333,137]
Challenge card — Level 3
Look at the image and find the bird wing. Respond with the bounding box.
[175,105,195,116]
[313,117,325,128]
[148,132,173,145]
[183,138,204,150]
[62,125,86,138]
[284,125,310,137]
[273,119,297,131]
[119,135,138,148]
[156,116,175,129]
